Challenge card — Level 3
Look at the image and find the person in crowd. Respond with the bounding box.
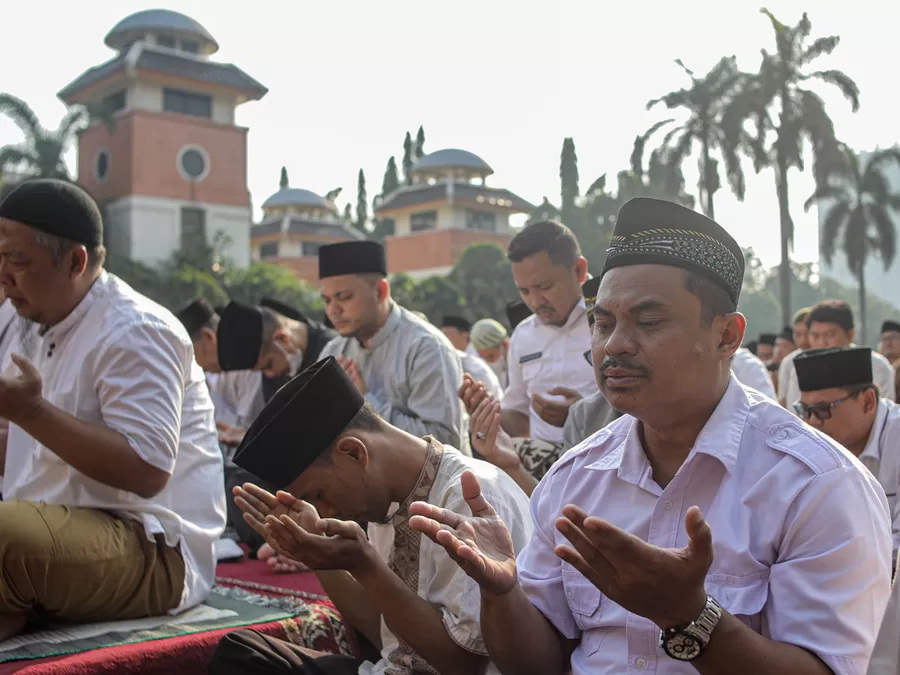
[410,196,892,675]
[782,300,896,411]
[731,346,777,398]
[414,312,503,401]
[470,318,511,389]
[879,320,900,403]
[175,299,264,432]
[868,558,900,675]
[794,346,900,560]
[208,356,532,674]
[777,306,812,407]
[500,220,596,443]
[0,179,225,640]
[440,315,474,354]
[774,326,796,364]
[316,241,469,452]
[505,298,533,332]
[745,339,758,356]
[757,332,776,363]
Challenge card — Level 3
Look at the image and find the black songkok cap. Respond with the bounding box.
[758,333,777,346]
[582,276,602,328]
[218,302,264,371]
[214,305,228,316]
[260,297,308,323]
[601,197,744,304]
[318,241,387,279]
[794,346,873,393]
[881,321,900,335]
[441,316,470,332]
[0,179,103,247]
[175,299,215,338]
[233,356,365,488]
[505,300,532,331]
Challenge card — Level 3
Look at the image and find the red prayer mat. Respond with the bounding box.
[0,558,354,675]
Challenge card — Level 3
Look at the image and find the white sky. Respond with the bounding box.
[2,0,897,268]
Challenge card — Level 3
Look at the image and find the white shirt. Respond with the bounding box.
[860,399,900,557]
[778,348,803,405]
[361,444,532,675]
[210,369,264,429]
[0,300,17,364]
[3,272,226,613]
[783,347,896,410]
[502,299,595,443]
[517,377,892,675]
[868,559,900,675]
[459,350,504,402]
[730,348,776,399]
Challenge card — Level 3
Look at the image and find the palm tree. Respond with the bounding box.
[0,94,111,180]
[724,10,860,327]
[634,56,748,219]
[804,146,900,344]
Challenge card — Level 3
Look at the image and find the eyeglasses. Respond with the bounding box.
[793,394,855,421]
[584,349,593,366]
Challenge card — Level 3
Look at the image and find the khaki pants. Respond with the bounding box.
[0,500,185,622]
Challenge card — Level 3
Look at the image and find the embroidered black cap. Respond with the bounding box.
[794,346,873,392]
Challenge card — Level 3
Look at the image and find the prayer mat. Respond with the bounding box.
[0,559,355,675]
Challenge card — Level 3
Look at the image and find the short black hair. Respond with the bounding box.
[683,270,736,326]
[35,231,106,269]
[317,402,384,464]
[192,313,219,341]
[507,220,581,267]
[807,300,854,333]
[260,307,286,346]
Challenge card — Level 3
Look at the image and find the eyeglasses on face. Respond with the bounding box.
[584,349,593,366]
[793,391,863,421]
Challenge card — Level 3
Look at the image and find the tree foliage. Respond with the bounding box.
[355,168,368,234]
[279,166,289,190]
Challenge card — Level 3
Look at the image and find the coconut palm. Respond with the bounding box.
[724,10,860,326]
[633,56,750,219]
[804,146,900,343]
[0,94,111,181]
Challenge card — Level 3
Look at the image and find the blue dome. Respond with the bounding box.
[105,9,219,53]
[262,188,331,211]
[412,149,493,176]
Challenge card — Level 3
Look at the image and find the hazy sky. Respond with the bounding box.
[2,0,897,268]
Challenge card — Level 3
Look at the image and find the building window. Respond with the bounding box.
[177,145,210,183]
[302,242,322,257]
[94,148,111,183]
[157,33,177,48]
[466,209,497,232]
[180,40,199,54]
[410,210,437,232]
[180,207,207,254]
[103,89,126,113]
[378,218,396,237]
[163,88,212,118]
[259,241,279,259]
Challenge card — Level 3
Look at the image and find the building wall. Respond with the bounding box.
[250,231,352,260]
[264,257,320,285]
[106,194,250,266]
[385,229,513,274]
[386,202,514,237]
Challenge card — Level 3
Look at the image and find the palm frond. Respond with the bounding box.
[721,141,747,201]
[864,148,900,177]
[807,70,860,112]
[0,94,43,140]
[867,203,898,271]
[819,199,851,265]
[585,174,607,197]
[800,36,840,65]
[673,58,695,79]
[0,144,38,173]
[660,122,687,149]
[55,107,89,142]
[804,182,853,212]
[863,169,891,207]
[794,13,812,41]
[842,207,869,277]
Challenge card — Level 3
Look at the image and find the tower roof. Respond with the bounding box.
[261,188,333,211]
[412,149,494,177]
[105,9,219,54]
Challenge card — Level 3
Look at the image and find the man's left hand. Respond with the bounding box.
[555,505,712,630]
[338,357,368,395]
[263,514,376,575]
[0,354,43,426]
[531,387,581,427]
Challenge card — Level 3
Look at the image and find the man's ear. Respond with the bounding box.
[719,312,746,358]
[334,435,370,468]
[376,278,390,303]
[574,257,589,285]
[273,327,292,347]
[68,245,88,279]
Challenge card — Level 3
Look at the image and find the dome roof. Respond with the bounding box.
[412,149,493,176]
[105,9,219,53]
[261,188,332,211]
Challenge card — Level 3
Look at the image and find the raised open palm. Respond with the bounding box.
[409,470,518,596]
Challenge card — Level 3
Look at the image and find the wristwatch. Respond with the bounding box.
[659,595,722,661]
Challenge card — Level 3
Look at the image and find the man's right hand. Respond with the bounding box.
[409,471,517,596]
[458,374,494,416]
[233,483,320,536]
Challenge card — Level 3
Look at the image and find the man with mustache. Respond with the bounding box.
[499,220,596,443]
[410,197,891,674]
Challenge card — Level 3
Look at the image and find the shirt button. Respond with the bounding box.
[635,657,648,670]
[566,589,573,599]
[663,500,674,511]
[775,430,788,440]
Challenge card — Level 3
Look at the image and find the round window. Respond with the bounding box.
[94,148,110,182]
[180,149,206,180]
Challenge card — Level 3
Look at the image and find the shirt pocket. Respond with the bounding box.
[561,566,606,655]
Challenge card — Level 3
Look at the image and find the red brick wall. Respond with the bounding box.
[386,229,513,273]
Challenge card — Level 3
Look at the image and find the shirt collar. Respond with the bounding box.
[588,374,747,481]
[386,437,445,523]
[41,271,108,343]
[365,302,401,351]
[861,399,890,461]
